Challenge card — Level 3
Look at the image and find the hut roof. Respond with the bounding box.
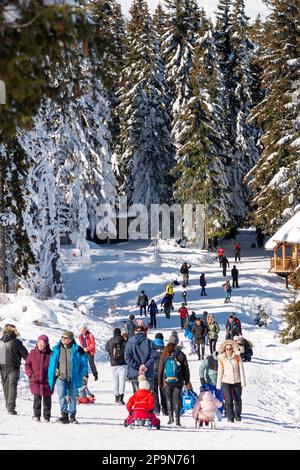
[265,211,300,250]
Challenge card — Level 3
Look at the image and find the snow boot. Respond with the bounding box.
[32,416,40,422]
[119,394,125,405]
[57,412,69,424]
[8,410,17,415]
[69,414,78,424]
[167,413,174,425]
[175,417,181,427]
[115,394,120,404]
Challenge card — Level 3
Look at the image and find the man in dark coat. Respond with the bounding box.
[192,318,207,360]
[0,324,28,415]
[226,316,241,340]
[137,290,149,316]
[231,265,239,288]
[153,333,168,415]
[124,325,157,392]
[147,299,158,328]
[25,335,52,422]
[221,256,230,277]
[105,328,127,404]
[125,314,137,337]
[180,262,191,285]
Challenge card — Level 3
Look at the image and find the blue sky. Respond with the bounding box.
[119,0,270,20]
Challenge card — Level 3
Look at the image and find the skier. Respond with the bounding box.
[199,273,207,296]
[206,315,220,354]
[231,265,239,288]
[225,315,241,340]
[178,303,189,329]
[233,243,241,262]
[137,290,149,317]
[124,375,160,429]
[221,256,230,277]
[161,293,172,319]
[48,331,88,424]
[180,262,191,285]
[192,318,207,361]
[158,336,191,426]
[0,324,28,415]
[217,340,246,422]
[25,335,52,422]
[223,280,232,303]
[217,247,225,266]
[105,328,127,405]
[125,314,137,338]
[182,283,188,306]
[153,333,168,416]
[79,325,98,381]
[147,299,158,329]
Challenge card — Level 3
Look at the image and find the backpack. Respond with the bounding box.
[112,342,123,360]
[165,351,180,384]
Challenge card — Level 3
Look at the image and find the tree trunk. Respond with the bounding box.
[0,160,8,292]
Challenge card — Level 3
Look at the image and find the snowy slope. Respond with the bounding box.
[1,230,300,450]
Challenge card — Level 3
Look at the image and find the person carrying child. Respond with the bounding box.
[192,383,223,428]
[124,375,160,429]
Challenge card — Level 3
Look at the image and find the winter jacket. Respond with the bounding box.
[48,340,88,390]
[217,248,224,257]
[148,303,158,315]
[161,295,172,308]
[184,320,195,341]
[153,340,164,378]
[105,334,126,367]
[231,267,239,280]
[234,244,241,254]
[199,353,218,386]
[165,285,174,295]
[158,349,190,388]
[192,391,222,421]
[216,352,246,389]
[180,264,191,275]
[178,306,189,320]
[225,320,241,340]
[126,389,155,414]
[0,329,28,368]
[207,317,220,340]
[124,333,157,379]
[137,294,148,307]
[79,331,96,356]
[199,275,207,287]
[191,323,207,344]
[221,257,230,267]
[223,283,232,293]
[25,345,53,397]
[125,320,137,338]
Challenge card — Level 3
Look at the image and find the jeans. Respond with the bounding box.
[180,318,186,329]
[153,377,167,414]
[196,342,205,360]
[189,339,196,354]
[233,279,239,288]
[140,306,147,316]
[56,378,77,416]
[209,339,217,354]
[222,382,242,420]
[111,365,127,395]
[200,287,207,296]
[150,313,157,328]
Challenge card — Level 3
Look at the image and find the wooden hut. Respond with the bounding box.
[265,211,300,286]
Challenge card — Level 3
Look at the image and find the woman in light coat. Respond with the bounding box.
[216,340,246,423]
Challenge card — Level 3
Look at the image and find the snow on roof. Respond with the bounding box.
[265,211,300,249]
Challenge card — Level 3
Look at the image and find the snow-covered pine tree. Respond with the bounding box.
[174,8,234,239]
[162,0,200,153]
[246,0,300,233]
[114,0,175,211]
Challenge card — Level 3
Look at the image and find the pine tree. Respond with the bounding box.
[246,0,300,232]
[115,0,175,209]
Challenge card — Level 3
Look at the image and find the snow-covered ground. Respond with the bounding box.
[1,229,300,450]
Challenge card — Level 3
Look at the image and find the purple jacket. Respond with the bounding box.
[25,345,53,397]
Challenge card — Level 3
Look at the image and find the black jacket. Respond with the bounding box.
[200,275,207,287]
[105,334,127,366]
[221,257,230,267]
[191,323,207,344]
[180,264,191,274]
[158,349,190,388]
[137,294,148,307]
[231,267,239,279]
[0,331,28,368]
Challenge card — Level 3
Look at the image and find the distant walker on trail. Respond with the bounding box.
[137,290,149,317]
[180,262,191,285]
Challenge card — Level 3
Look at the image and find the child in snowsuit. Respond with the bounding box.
[77,375,95,404]
[124,375,160,429]
[223,280,232,303]
[192,384,222,428]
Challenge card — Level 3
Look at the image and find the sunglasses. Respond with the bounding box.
[225,347,233,350]
[61,336,69,340]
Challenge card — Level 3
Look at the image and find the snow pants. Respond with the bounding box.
[153,377,167,415]
[222,382,242,421]
[165,383,182,419]
[33,395,51,419]
[0,366,20,412]
[87,352,98,379]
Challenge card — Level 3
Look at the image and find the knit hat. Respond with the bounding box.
[155,332,164,340]
[114,328,121,336]
[62,331,74,341]
[168,335,179,346]
[38,335,49,344]
[138,375,150,391]
[129,314,135,320]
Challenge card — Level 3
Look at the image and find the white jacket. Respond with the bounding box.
[216,352,246,389]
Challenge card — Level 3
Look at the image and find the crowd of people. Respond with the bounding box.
[0,239,254,429]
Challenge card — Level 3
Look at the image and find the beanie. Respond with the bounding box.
[38,335,49,344]
[155,332,164,340]
[129,314,135,320]
[168,335,179,346]
[62,331,74,341]
[114,328,121,336]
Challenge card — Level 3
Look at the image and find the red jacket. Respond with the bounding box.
[25,345,53,397]
[178,307,189,320]
[79,331,96,356]
[126,389,155,415]
[217,248,224,257]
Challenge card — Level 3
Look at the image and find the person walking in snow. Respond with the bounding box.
[165,282,174,309]
[137,290,149,317]
[192,318,207,361]
[124,324,157,393]
[158,336,191,426]
[79,325,98,381]
[225,315,241,340]
[207,315,220,354]
[178,303,189,329]
[200,273,207,296]
[105,328,127,405]
[153,333,168,415]
[217,340,246,422]
[233,243,241,262]
[48,331,88,424]
[161,293,172,319]
[25,335,53,422]
[217,247,225,266]
[223,280,232,303]
[184,312,197,355]
[182,283,188,305]
[180,262,191,285]
[125,314,137,338]
[231,265,239,288]
[221,256,230,277]
[0,324,28,415]
[147,299,158,329]
[256,227,265,248]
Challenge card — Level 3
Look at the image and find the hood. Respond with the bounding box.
[35,344,52,354]
[218,339,239,355]
[201,391,214,402]
[207,315,215,322]
[1,331,17,343]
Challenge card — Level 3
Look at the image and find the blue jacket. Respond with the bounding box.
[148,303,158,315]
[48,340,88,390]
[124,333,157,379]
[184,320,195,341]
